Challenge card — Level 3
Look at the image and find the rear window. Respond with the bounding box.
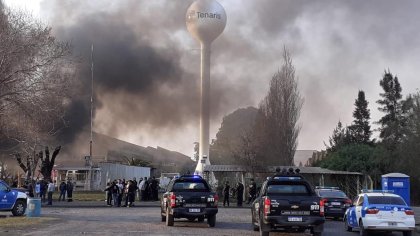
[318,190,347,198]
[368,196,406,205]
[267,184,310,195]
[172,179,210,192]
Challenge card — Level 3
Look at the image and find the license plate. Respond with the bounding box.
[388,222,397,226]
[331,202,341,206]
[288,217,302,222]
[189,208,200,213]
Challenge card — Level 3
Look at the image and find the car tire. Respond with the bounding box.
[207,214,216,227]
[344,216,352,232]
[188,217,195,222]
[12,200,26,216]
[359,219,369,236]
[403,231,412,236]
[197,216,204,222]
[165,208,174,226]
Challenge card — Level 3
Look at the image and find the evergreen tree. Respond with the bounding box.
[349,90,372,144]
[376,70,407,148]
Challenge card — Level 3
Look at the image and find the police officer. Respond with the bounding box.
[236,181,244,207]
[247,178,257,204]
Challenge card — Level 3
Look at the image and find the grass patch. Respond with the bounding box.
[53,191,106,201]
[0,217,58,229]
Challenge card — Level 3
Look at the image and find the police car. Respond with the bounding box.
[343,190,415,236]
[0,180,28,216]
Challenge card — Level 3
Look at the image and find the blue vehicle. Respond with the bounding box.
[343,191,415,236]
[0,180,28,216]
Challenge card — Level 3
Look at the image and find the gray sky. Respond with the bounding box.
[5,0,420,157]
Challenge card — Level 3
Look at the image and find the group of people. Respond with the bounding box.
[25,179,74,205]
[104,177,160,207]
[222,178,257,207]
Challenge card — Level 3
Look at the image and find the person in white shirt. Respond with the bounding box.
[138,178,146,201]
[47,180,56,205]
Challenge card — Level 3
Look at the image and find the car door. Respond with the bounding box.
[0,182,15,210]
[346,196,359,227]
[355,195,364,225]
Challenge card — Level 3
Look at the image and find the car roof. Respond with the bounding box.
[359,192,401,198]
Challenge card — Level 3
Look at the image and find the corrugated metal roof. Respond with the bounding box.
[203,165,362,175]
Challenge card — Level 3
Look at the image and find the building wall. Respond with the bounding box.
[98,163,150,190]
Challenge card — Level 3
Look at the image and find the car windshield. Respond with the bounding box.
[368,196,406,205]
[318,190,347,198]
[267,184,310,195]
[172,179,209,192]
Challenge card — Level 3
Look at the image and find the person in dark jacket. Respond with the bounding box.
[247,179,257,204]
[223,181,230,207]
[58,181,67,201]
[126,180,137,207]
[104,182,112,206]
[236,181,244,207]
[66,180,73,202]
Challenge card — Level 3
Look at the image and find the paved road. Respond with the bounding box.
[1,207,419,236]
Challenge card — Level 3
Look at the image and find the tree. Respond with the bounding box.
[15,146,61,182]
[348,90,372,144]
[254,48,303,166]
[0,5,76,152]
[376,70,408,148]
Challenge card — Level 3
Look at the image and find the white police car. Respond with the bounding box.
[0,180,28,216]
[343,190,415,236]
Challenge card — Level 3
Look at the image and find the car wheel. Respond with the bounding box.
[188,217,195,222]
[12,200,26,216]
[344,216,352,232]
[359,219,369,236]
[403,231,412,236]
[197,216,204,222]
[207,214,216,227]
[165,208,174,226]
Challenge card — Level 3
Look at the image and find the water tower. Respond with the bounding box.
[186,0,226,176]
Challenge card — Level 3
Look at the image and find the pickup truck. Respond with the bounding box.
[160,175,218,227]
[0,180,28,216]
[251,169,325,236]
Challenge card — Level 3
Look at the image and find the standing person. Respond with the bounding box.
[111,180,120,207]
[223,181,230,207]
[104,182,112,206]
[58,181,67,201]
[139,177,147,201]
[137,177,144,201]
[142,177,149,201]
[40,180,47,202]
[150,177,159,201]
[117,179,124,207]
[236,181,244,207]
[247,178,257,204]
[132,178,138,202]
[27,181,35,198]
[47,180,56,205]
[127,180,137,207]
[35,181,41,198]
[66,180,73,202]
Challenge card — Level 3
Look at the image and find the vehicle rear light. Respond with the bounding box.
[170,192,176,208]
[366,208,379,214]
[320,199,325,217]
[405,210,415,215]
[214,194,219,208]
[264,197,271,216]
[344,199,352,207]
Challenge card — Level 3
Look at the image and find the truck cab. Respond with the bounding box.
[251,169,325,236]
[160,175,219,227]
[0,180,28,216]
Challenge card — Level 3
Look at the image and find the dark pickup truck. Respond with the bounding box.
[251,169,325,236]
[160,175,218,227]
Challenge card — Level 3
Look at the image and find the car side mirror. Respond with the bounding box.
[5,187,11,192]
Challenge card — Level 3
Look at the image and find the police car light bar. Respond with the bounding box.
[273,176,302,180]
[361,189,394,193]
